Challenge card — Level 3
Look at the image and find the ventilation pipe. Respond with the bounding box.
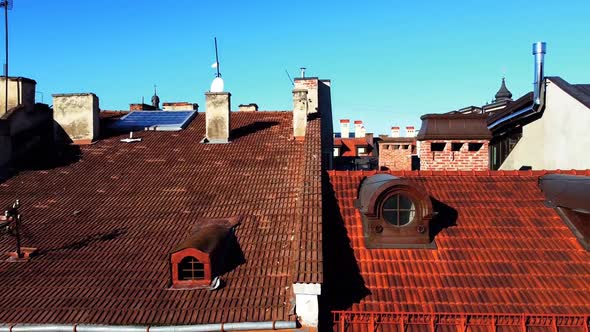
[533,42,546,105]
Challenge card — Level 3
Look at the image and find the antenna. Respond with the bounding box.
[285,69,294,86]
[214,37,220,78]
[0,0,12,116]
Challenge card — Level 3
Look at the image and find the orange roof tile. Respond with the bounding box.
[326,170,590,325]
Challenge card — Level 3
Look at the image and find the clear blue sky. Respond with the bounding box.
[8,0,590,135]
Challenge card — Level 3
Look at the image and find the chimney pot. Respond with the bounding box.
[354,121,363,138]
[238,103,258,112]
[340,119,350,138]
[391,126,400,138]
[406,126,415,137]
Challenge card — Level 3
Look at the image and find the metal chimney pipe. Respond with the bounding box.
[532,42,546,105]
[300,67,306,78]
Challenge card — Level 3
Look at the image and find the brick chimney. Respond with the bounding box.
[340,119,350,138]
[391,126,400,138]
[53,93,100,145]
[205,92,231,143]
[238,103,258,112]
[293,89,308,140]
[406,126,415,137]
[354,120,363,138]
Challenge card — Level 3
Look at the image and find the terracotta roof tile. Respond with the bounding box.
[0,111,322,325]
[327,170,590,325]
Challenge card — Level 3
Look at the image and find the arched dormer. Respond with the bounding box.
[356,174,434,248]
[170,223,235,289]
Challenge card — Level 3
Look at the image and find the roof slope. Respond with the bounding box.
[0,111,322,325]
[327,170,590,316]
[548,76,590,109]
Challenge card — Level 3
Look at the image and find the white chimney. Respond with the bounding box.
[354,120,363,138]
[391,126,400,138]
[340,119,350,138]
[406,126,415,137]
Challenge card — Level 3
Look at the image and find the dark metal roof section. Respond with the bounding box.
[539,174,590,250]
[494,77,513,102]
[416,113,492,140]
[486,92,533,128]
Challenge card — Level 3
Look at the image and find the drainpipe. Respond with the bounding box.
[1,321,298,332]
[488,42,547,130]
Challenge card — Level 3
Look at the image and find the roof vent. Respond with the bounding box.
[170,217,241,289]
[356,174,434,248]
[120,132,142,143]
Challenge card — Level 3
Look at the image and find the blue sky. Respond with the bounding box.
[8,0,590,135]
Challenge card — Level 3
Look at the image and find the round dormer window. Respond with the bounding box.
[382,194,416,226]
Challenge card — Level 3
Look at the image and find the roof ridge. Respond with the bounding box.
[328,170,590,176]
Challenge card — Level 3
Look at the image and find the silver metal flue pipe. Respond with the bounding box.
[532,42,547,105]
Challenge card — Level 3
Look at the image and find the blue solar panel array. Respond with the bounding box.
[109,111,197,131]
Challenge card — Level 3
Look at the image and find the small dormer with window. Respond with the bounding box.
[356,174,434,248]
[170,217,240,289]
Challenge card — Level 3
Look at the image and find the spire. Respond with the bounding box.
[151,84,160,109]
[494,77,513,102]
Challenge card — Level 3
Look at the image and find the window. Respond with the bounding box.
[451,143,463,151]
[357,147,367,155]
[382,194,416,226]
[468,143,484,152]
[178,256,205,280]
[333,147,340,157]
[431,142,446,151]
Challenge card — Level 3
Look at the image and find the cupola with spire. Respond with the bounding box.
[151,85,160,109]
[494,77,513,102]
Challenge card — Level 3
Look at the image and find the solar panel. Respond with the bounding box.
[109,111,197,131]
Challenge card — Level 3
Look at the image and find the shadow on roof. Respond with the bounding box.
[319,173,370,330]
[35,228,127,257]
[230,121,279,141]
[430,197,458,242]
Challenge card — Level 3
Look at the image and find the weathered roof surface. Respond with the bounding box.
[0,111,323,325]
[327,170,590,319]
[416,113,492,140]
[548,76,590,109]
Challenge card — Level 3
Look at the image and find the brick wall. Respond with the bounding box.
[379,143,414,170]
[418,140,489,170]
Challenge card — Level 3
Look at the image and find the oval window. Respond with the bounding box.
[382,194,416,226]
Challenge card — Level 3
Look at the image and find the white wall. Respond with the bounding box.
[501,78,590,170]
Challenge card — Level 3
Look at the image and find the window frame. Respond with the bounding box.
[178,256,206,281]
[381,193,417,227]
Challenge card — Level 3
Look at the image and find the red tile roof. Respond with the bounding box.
[327,170,590,328]
[0,111,323,325]
[334,137,372,157]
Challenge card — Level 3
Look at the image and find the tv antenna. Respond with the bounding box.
[210,37,224,92]
[2,199,23,259]
[285,69,294,86]
[0,0,12,116]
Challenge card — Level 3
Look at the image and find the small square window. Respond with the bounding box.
[451,143,463,151]
[468,143,484,152]
[431,143,446,151]
[357,147,367,155]
[333,147,340,157]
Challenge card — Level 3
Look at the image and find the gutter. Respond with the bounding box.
[488,42,546,130]
[0,321,298,332]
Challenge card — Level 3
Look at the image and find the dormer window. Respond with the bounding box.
[170,217,241,289]
[356,174,434,248]
[357,147,367,155]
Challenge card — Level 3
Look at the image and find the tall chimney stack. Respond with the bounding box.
[532,42,547,105]
[406,126,415,137]
[354,120,363,138]
[293,89,308,140]
[205,92,231,143]
[391,126,400,138]
[340,119,350,138]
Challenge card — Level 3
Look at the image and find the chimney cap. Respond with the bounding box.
[354,120,363,124]
[340,119,350,123]
[391,126,400,129]
[406,126,415,129]
[533,41,547,55]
